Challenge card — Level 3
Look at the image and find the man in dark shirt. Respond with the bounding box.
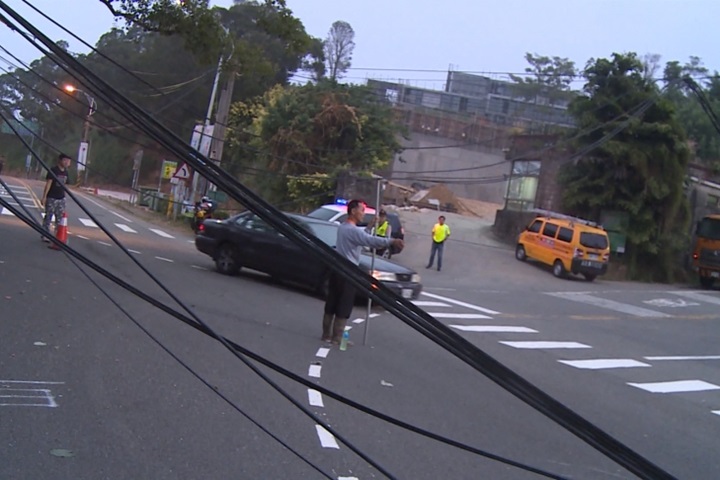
[41,153,72,242]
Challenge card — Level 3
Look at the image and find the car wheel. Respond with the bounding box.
[583,273,597,282]
[699,276,715,289]
[215,243,240,275]
[552,260,566,278]
[515,244,527,262]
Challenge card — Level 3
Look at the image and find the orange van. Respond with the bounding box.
[516,212,610,281]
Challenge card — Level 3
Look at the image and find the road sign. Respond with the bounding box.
[173,162,190,180]
[161,160,177,179]
[77,141,89,172]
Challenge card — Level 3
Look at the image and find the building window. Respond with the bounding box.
[504,159,540,211]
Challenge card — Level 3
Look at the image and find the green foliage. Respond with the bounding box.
[663,58,720,162]
[226,81,404,209]
[509,52,577,105]
[559,52,691,282]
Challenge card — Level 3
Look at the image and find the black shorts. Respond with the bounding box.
[324,271,356,318]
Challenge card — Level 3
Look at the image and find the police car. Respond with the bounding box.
[306,201,377,226]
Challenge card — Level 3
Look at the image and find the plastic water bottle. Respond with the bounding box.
[339,330,349,351]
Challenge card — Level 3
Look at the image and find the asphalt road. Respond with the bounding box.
[2,177,720,479]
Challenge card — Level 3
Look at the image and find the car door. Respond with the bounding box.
[234,214,283,273]
[523,219,544,258]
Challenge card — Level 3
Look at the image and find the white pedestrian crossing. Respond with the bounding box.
[670,291,720,306]
[149,228,174,238]
[449,325,537,333]
[114,223,137,233]
[78,218,98,228]
[0,207,13,216]
[545,292,671,318]
[627,380,720,394]
[559,359,651,369]
[500,341,592,349]
[430,312,492,320]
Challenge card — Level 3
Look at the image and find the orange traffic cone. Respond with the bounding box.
[49,212,68,250]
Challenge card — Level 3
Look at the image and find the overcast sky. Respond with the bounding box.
[0,0,717,90]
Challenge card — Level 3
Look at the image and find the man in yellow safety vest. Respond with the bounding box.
[426,215,450,271]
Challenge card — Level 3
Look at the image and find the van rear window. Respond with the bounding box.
[580,232,608,249]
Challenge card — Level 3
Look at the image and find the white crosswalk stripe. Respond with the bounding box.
[431,312,492,319]
[500,341,592,349]
[628,380,720,394]
[114,223,137,233]
[0,207,13,216]
[545,292,671,317]
[559,359,651,369]
[412,300,452,307]
[78,218,98,228]
[670,291,720,306]
[450,325,537,333]
[149,228,174,238]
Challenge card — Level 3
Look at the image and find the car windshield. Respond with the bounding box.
[580,232,608,249]
[308,222,339,247]
[306,207,338,221]
[697,218,720,240]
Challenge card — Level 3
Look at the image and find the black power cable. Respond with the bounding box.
[0,4,679,479]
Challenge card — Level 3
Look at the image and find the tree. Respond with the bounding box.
[510,53,577,105]
[226,82,404,208]
[324,21,355,81]
[558,53,691,281]
[663,57,720,162]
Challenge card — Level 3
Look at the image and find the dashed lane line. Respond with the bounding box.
[97,241,113,247]
[316,347,330,358]
[314,425,339,449]
[308,365,322,378]
[155,256,174,263]
[308,389,324,407]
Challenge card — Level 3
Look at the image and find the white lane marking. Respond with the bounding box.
[713,410,720,416]
[412,301,451,307]
[76,235,89,240]
[308,365,322,378]
[110,211,132,222]
[78,218,98,228]
[190,265,208,270]
[559,359,651,369]
[0,380,65,384]
[430,313,492,319]
[149,228,174,238]
[0,207,13,216]
[544,292,671,318]
[338,477,360,480]
[0,388,58,407]
[644,355,720,361]
[187,240,195,244]
[129,249,142,255]
[352,318,365,324]
[155,256,174,263]
[450,325,537,333]
[308,389,324,407]
[501,341,592,349]
[97,241,113,247]
[316,347,330,358]
[369,313,380,318]
[628,380,720,393]
[670,291,720,306]
[421,291,500,315]
[644,298,699,308]
[315,425,339,449]
[114,223,137,233]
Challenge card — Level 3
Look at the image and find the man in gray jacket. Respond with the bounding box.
[322,199,404,344]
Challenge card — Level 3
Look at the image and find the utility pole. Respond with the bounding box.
[207,70,235,193]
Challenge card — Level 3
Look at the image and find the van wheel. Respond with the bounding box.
[515,245,527,262]
[583,273,597,282]
[552,260,566,278]
[699,276,715,289]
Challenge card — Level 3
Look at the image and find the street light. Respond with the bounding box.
[64,84,97,185]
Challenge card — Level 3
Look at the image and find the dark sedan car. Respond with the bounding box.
[195,212,423,300]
